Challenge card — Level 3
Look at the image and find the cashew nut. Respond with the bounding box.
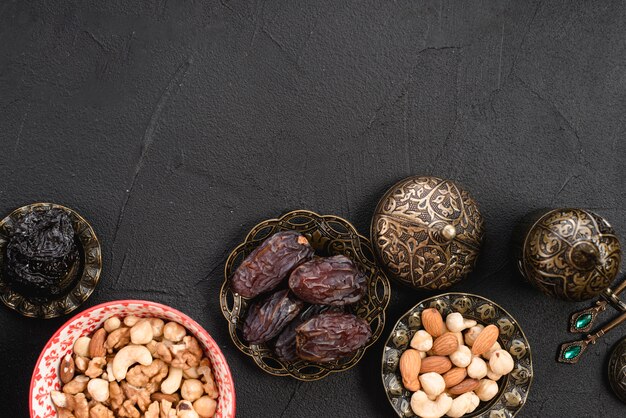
[410,391,452,418]
[464,325,484,347]
[489,349,514,375]
[123,315,141,327]
[467,356,488,379]
[446,392,474,417]
[87,378,110,402]
[73,336,91,358]
[130,320,154,345]
[445,313,477,333]
[193,396,217,418]
[467,392,480,413]
[419,372,446,398]
[410,330,433,352]
[150,318,165,338]
[112,344,153,381]
[449,345,472,368]
[161,367,183,394]
[177,400,200,418]
[164,322,186,343]
[106,362,115,382]
[104,316,121,333]
[74,356,89,373]
[476,378,499,401]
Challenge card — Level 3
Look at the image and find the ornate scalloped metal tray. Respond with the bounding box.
[0,202,102,318]
[382,293,533,417]
[220,209,391,381]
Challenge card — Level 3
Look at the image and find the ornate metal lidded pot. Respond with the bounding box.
[371,176,484,290]
[608,336,626,404]
[516,208,621,301]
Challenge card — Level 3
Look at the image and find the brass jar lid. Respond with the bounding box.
[518,208,621,301]
[371,176,484,290]
[608,336,626,404]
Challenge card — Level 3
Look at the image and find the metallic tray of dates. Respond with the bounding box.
[220,209,391,381]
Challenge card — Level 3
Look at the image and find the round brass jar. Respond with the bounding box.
[371,176,484,290]
[516,208,621,301]
[608,336,626,404]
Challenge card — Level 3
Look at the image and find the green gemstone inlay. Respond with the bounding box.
[575,313,593,329]
[563,345,582,360]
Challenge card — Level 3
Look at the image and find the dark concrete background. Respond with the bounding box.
[1,0,625,416]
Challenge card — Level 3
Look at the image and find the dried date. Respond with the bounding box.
[231,231,314,298]
[288,255,366,306]
[242,289,304,344]
[296,312,372,363]
[274,305,342,361]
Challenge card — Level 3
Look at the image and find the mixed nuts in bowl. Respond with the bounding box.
[382,293,532,418]
[30,300,235,418]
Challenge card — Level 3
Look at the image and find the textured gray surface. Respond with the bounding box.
[1,0,625,416]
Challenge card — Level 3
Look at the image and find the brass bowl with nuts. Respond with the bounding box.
[220,209,391,381]
[381,293,533,418]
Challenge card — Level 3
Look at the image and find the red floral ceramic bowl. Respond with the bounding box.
[29,300,236,418]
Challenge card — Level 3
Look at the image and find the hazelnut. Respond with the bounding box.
[489,349,514,375]
[467,357,488,379]
[410,330,433,352]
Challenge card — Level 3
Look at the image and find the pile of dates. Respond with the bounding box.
[231,231,372,363]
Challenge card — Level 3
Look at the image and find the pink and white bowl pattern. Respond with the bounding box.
[30,300,236,418]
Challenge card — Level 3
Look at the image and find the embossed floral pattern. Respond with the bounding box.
[372,176,484,290]
[520,209,621,301]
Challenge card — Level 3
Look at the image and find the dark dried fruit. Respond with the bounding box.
[274,305,342,361]
[231,231,314,298]
[288,255,366,306]
[243,289,304,344]
[296,312,372,363]
[4,208,79,297]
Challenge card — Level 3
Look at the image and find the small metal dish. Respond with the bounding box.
[382,293,533,417]
[0,203,102,318]
[220,209,391,381]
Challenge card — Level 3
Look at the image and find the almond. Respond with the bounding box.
[471,324,499,356]
[419,356,452,374]
[89,328,107,358]
[421,308,445,337]
[399,349,422,391]
[59,354,75,384]
[443,367,467,388]
[448,378,480,395]
[431,332,459,356]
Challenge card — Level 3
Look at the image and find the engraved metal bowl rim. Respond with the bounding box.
[381,292,534,418]
[220,209,391,381]
[0,202,103,319]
